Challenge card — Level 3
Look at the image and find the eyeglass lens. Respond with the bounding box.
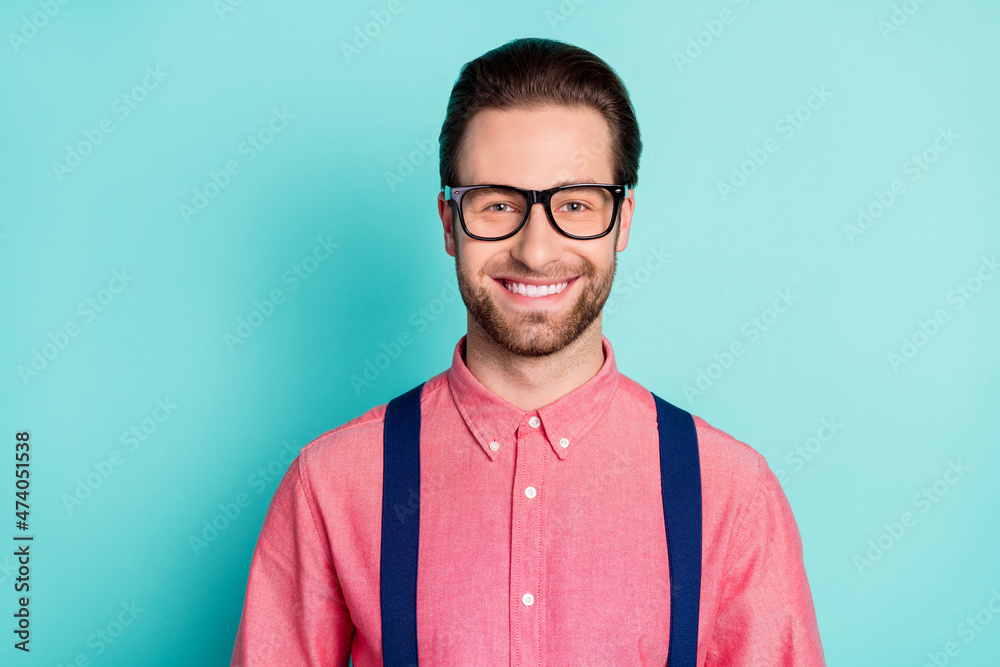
[462,186,614,239]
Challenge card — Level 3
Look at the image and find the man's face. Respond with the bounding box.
[437,104,634,358]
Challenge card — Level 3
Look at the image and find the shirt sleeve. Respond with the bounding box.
[231,453,355,666]
[704,458,826,666]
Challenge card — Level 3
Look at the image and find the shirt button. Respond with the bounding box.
[559,437,569,448]
[489,440,499,451]
[528,416,540,428]
[524,486,536,499]
[522,592,534,607]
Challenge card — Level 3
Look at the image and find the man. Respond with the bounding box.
[231,37,825,666]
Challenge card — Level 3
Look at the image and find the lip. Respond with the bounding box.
[494,276,579,303]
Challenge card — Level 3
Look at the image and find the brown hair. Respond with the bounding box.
[439,37,642,192]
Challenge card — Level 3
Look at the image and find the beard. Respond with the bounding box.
[454,232,618,358]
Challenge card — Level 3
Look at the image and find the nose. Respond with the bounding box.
[510,201,564,268]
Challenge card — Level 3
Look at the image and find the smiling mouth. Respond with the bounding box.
[497,277,577,298]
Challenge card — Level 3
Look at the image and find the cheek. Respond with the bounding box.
[460,246,503,277]
[456,252,488,284]
[574,249,611,274]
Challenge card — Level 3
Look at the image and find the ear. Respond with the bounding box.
[438,191,457,258]
[615,188,635,253]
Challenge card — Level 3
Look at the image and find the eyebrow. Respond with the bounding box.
[459,177,603,189]
[473,178,600,188]
[550,177,599,187]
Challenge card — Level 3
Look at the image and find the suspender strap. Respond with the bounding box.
[380,384,702,667]
[380,381,424,666]
[653,391,703,667]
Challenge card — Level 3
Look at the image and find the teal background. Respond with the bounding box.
[1,0,998,665]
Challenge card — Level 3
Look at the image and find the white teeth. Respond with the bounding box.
[502,279,569,297]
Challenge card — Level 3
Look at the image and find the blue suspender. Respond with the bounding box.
[654,392,703,667]
[381,381,424,666]
[381,382,702,666]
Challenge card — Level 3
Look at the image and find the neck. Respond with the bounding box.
[462,316,606,412]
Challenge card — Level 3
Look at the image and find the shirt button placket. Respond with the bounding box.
[511,412,544,667]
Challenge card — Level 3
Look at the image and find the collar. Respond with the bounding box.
[446,333,621,461]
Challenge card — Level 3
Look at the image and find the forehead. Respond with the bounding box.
[458,105,613,188]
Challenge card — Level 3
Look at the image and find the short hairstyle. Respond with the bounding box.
[439,37,642,193]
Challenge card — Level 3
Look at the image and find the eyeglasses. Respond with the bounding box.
[444,183,627,241]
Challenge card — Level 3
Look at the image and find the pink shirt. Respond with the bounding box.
[231,334,825,666]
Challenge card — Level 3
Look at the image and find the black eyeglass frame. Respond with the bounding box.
[444,183,628,241]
